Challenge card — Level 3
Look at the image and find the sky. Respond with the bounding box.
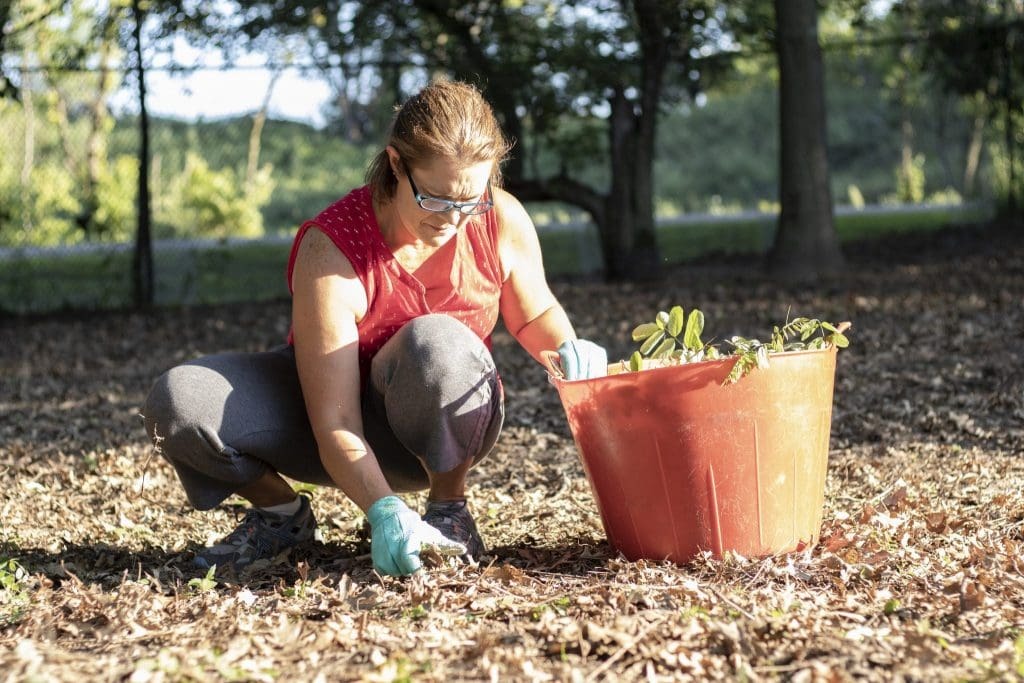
[122,0,897,128]
[142,66,332,127]
[111,37,334,128]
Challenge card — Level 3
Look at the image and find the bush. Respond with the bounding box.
[160,153,275,239]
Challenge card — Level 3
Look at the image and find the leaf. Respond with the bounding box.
[639,330,664,355]
[667,306,684,337]
[724,354,755,384]
[652,337,676,359]
[655,311,669,329]
[188,566,218,592]
[683,309,704,350]
[631,322,660,342]
[729,335,753,352]
[828,332,850,348]
[629,351,643,372]
[959,580,986,612]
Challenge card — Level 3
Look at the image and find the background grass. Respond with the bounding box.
[540,203,993,274]
[0,204,993,315]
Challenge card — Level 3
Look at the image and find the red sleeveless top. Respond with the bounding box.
[286,186,504,382]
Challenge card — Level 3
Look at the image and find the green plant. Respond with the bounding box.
[628,307,849,384]
[403,604,429,621]
[187,566,218,592]
[0,558,30,625]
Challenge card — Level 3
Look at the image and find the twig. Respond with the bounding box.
[585,615,668,682]
[708,587,755,620]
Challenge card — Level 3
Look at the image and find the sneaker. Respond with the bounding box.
[194,495,317,572]
[422,498,486,561]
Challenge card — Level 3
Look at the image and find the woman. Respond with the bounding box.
[143,78,607,577]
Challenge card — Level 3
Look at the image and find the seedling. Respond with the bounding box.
[0,558,30,625]
[628,306,849,384]
[187,566,218,592]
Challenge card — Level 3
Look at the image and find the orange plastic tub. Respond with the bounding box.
[547,347,840,564]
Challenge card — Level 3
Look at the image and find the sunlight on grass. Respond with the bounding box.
[0,203,995,312]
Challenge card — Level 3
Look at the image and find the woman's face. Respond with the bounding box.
[389,149,493,247]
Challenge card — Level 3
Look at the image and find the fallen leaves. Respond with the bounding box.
[1,223,1024,680]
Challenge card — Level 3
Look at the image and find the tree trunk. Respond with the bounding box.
[21,71,35,232]
[0,3,15,99]
[132,0,153,309]
[415,0,663,280]
[247,70,280,188]
[1001,0,1018,214]
[899,113,917,202]
[963,100,986,199]
[599,87,661,281]
[769,0,843,280]
[82,39,115,236]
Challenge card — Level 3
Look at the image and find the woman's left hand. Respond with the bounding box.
[557,339,608,380]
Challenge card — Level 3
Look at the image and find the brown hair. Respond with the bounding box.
[365,78,512,207]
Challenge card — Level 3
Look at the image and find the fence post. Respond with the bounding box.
[131,0,154,308]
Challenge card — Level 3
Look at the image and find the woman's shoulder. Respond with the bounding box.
[312,186,374,229]
[491,186,534,237]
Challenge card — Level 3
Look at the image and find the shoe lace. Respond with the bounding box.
[220,509,265,547]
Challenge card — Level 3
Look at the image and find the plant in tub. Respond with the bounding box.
[625,306,850,383]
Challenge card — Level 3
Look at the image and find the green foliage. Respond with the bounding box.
[629,305,718,372]
[655,77,779,214]
[1015,632,1024,678]
[0,557,31,625]
[0,1,1017,256]
[987,110,1024,213]
[628,308,849,384]
[896,153,927,203]
[18,163,83,247]
[92,155,139,242]
[403,604,429,621]
[187,566,218,592]
[163,153,274,239]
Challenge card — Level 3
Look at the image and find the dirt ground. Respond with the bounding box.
[1,222,1023,682]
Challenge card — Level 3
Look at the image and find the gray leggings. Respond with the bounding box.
[142,314,504,510]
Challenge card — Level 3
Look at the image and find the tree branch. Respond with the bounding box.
[504,174,604,221]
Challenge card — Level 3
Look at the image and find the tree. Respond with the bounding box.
[149,0,726,281]
[892,0,1024,214]
[2,0,136,241]
[768,0,844,279]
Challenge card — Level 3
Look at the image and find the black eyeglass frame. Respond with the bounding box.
[404,166,494,216]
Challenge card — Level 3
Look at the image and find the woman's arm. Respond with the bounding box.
[495,188,579,364]
[290,227,393,512]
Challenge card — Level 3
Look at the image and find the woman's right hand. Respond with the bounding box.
[366,495,467,576]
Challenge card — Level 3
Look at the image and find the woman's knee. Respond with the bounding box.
[142,368,177,444]
[379,314,496,389]
[142,363,228,463]
[371,315,503,471]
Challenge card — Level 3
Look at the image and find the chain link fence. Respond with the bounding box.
[0,41,1013,315]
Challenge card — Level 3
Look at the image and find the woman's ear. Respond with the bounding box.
[385,145,401,177]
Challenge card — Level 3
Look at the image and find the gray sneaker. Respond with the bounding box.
[194,495,317,572]
[422,498,486,561]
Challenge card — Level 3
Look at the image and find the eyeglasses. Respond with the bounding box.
[404,166,493,216]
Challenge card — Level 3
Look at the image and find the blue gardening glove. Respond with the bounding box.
[366,495,466,576]
[557,339,608,380]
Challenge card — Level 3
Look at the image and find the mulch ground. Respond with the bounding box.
[1,221,1023,681]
